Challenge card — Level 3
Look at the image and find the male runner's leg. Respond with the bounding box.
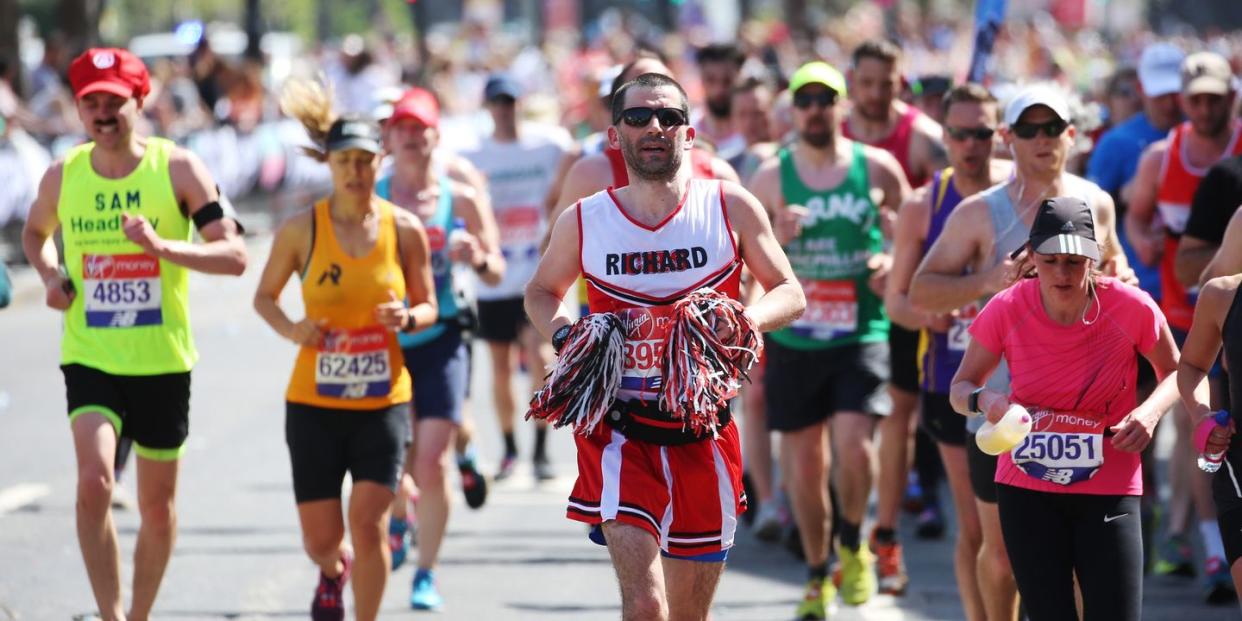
[71,412,125,620]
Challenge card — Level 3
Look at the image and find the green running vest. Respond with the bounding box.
[58,137,197,375]
[769,142,889,350]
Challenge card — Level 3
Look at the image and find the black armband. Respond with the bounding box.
[192,192,245,234]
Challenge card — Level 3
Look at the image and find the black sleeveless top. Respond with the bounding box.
[1223,283,1242,424]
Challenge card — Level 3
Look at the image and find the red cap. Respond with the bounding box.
[388,88,439,128]
[68,48,151,101]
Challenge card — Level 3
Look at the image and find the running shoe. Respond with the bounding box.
[752,501,786,543]
[494,454,518,482]
[915,503,946,540]
[410,568,444,611]
[533,458,556,481]
[1204,556,1237,604]
[110,485,134,511]
[871,533,909,596]
[837,545,876,606]
[311,550,352,621]
[1153,533,1196,578]
[389,516,411,570]
[458,456,489,509]
[794,577,836,620]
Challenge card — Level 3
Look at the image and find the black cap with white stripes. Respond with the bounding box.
[1029,196,1100,261]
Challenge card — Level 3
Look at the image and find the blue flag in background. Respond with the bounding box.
[968,0,1008,84]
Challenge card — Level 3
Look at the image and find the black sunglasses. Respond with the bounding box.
[945,126,996,141]
[1011,119,1069,139]
[616,107,688,128]
[793,90,838,110]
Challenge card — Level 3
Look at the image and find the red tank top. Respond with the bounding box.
[842,105,926,188]
[605,145,717,186]
[1155,121,1242,330]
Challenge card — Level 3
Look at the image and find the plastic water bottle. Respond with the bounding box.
[976,404,1033,456]
[448,217,469,249]
[1198,410,1232,473]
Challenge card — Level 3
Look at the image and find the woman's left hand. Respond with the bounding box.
[374,290,409,331]
[1110,407,1159,453]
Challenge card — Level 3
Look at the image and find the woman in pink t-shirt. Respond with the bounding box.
[949,196,1200,621]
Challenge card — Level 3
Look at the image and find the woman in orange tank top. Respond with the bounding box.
[253,78,436,621]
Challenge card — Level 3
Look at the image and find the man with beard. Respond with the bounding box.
[526,72,805,621]
[693,43,746,156]
[842,40,951,573]
[1124,51,1240,601]
[749,61,909,620]
[21,47,247,621]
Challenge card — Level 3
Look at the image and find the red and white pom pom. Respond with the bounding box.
[658,288,763,435]
[526,313,626,435]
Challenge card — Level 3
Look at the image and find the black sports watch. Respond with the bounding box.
[968,387,985,415]
[551,324,573,353]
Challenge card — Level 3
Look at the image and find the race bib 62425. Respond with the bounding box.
[315,325,392,399]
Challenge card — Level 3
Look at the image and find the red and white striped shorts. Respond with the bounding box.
[566,420,747,557]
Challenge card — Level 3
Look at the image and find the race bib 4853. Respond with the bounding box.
[315,326,392,399]
[82,253,162,328]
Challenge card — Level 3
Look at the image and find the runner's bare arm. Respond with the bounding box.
[909,198,1007,313]
[445,153,492,217]
[909,116,948,181]
[544,154,611,250]
[525,206,583,340]
[1112,318,1180,453]
[1090,189,1132,283]
[393,209,438,331]
[450,181,505,286]
[723,181,805,332]
[710,155,741,184]
[543,149,582,218]
[949,338,1007,422]
[129,148,246,276]
[747,155,784,219]
[1123,144,1165,267]
[253,211,318,345]
[22,162,65,282]
[1177,234,1220,288]
[884,186,935,330]
[1198,209,1242,285]
[1179,276,1239,449]
[866,146,911,216]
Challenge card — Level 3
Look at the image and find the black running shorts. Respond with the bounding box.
[285,401,410,503]
[62,363,191,461]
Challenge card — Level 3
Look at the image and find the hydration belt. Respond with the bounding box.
[602,399,731,446]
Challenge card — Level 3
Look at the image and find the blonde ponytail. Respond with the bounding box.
[280,77,336,162]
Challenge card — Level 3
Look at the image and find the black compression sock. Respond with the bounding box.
[533,426,548,461]
[504,432,517,457]
[808,562,829,581]
[839,520,861,551]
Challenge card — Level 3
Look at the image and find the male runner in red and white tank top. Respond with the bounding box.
[1125,50,1240,597]
[526,73,804,621]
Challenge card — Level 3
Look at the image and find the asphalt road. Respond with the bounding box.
[0,235,1238,620]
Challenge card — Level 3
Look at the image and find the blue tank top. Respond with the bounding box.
[376,175,461,349]
[918,169,973,393]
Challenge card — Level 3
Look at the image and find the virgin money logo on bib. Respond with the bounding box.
[622,307,658,340]
[84,254,115,278]
[425,226,446,252]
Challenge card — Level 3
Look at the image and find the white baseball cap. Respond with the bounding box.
[1138,42,1185,97]
[1003,84,1071,126]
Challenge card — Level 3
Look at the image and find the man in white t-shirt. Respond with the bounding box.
[462,74,571,481]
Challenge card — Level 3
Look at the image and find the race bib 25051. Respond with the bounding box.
[82,253,162,328]
[1011,408,1105,486]
[315,325,392,399]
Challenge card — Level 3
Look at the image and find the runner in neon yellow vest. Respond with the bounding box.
[21,47,246,621]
